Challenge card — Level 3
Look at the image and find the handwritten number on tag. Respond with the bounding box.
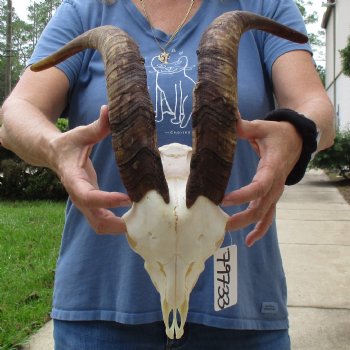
[214,245,237,311]
[216,248,231,310]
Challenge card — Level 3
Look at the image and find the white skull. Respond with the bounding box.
[122,143,229,339]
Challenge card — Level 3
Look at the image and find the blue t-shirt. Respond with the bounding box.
[28,0,311,330]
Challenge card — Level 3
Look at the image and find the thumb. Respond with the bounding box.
[237,118,269,139]
[236,119,266,156]
[97,104,111,134]
[80,105,111,145]
[237,118,255,139]
[93,104,111,139]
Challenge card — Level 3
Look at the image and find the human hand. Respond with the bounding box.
[49,105,131,234]
[223,115,302,247]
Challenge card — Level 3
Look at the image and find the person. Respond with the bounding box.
[0,0,334,349]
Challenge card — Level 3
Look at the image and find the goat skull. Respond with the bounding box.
[123,143,228,338]
[30,11,308,339]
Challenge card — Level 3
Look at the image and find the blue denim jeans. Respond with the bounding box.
[53,320,291,350]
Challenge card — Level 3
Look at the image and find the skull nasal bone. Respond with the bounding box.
[167,308,183,339]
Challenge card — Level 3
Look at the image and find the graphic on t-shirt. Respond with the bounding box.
[150,54,196,129]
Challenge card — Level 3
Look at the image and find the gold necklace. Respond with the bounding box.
[140,0,195,63]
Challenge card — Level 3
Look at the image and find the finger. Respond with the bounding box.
[65,165,131,209]
[68,176,130,208]
[223,180,266,206]
[98,104,111,132]
[88,104,111,141]
[225,199,265,232]
[73,105,111,145]
[223,164,274,206]
[84,207,127,234]
[237,119,268,156]
[78,155,99,185]
[81,189,131,209]
[237,119,265,140]
[245,204,276,247]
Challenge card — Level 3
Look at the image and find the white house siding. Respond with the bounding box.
[337,75,350,129]
[324,11,335,110]
[322,0,350,130]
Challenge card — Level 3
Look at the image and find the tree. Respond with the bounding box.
[4,0,12,97]
[28,0,61,47]
[0,6,32,101]
[295,0,326,82]
[339,35,350,77]
[0,0,20,102]
[295,0,324,46]
[295,0,318,25]
[0,0,61,103]
[316,64,325,86]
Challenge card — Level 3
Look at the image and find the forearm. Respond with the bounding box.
[1,97,61,170]
[272,51,335,152]
[0,67,69,171]
[281,95,335,152]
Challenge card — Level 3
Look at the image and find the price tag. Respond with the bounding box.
[214,245,237,311]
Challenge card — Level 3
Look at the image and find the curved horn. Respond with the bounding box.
[186,11,308,208]
[31,26,169,204]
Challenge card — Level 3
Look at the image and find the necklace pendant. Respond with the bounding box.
[158,51,170,64]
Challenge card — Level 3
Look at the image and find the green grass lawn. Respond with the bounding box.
[0,201,65,350]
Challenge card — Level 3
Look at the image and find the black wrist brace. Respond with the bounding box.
[264,108,318,185]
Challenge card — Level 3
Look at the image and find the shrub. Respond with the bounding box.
[0,159,28,198]
[56,118,69,132]
[24,166,67,200]
[310,129,350,179]
[0,144,17,161]
[0,159,67,200]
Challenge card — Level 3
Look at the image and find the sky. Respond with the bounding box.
[12,0,31,21]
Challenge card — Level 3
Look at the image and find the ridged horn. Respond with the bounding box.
[186,11,308,208]
[31,26,169,204]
